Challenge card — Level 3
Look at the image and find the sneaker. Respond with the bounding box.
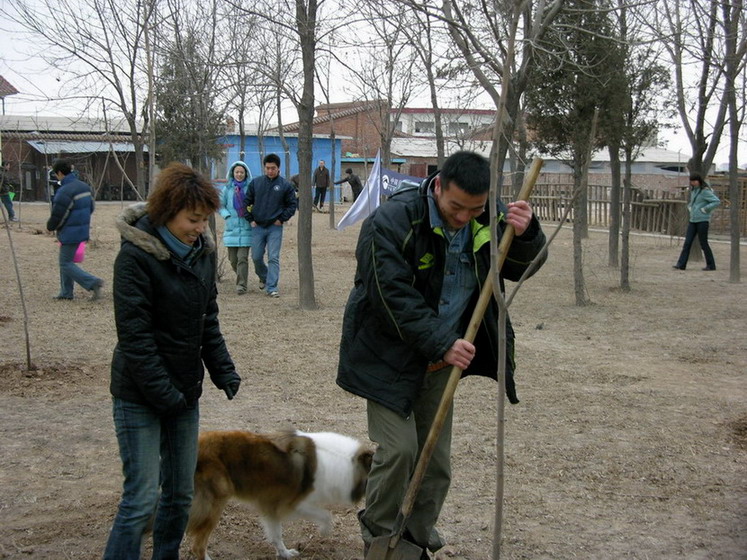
[259,281,266,290]
[91,281,104,301]
[672,265,685,270]
[236,287,247,295]
[53,295,73,300]
[268,291,279,298]
[10,217,18,222]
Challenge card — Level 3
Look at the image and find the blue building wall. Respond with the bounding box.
[215,134,344,201]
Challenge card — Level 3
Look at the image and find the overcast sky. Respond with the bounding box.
[0,21,742,169]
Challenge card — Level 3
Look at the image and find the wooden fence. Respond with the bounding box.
[529,178,747,236]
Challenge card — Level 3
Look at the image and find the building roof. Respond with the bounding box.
[274,100,387,133]
[0,76,19,98]
[390,137,688,164]
[1,114,135,134]
[398,107,495,116]
[391,137,492,158]
[27,139,147,154]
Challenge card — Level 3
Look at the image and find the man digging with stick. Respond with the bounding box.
[336,151,547,559]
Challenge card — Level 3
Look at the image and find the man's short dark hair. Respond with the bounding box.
[52,158,73,176]
[263,153,281,167]
[439,151,490,195]
[346,168,353,174]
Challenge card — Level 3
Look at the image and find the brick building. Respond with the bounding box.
[279,100,497,181]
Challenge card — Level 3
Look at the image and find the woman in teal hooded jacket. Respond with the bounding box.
[674,173,721,271]
[219,161,253,293]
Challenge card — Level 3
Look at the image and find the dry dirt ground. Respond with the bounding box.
[0,201,745,560]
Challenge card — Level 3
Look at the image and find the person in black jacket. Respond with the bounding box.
[104,163,241,560]
[312,159,331,210]
[243,153,297,298]
[337,151,547,557]
[335,167,363,202]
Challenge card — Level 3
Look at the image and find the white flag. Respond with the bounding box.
[336,150,382,231]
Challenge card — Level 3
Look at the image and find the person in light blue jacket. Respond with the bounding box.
[673,173,721,271]
[219,161,252,293]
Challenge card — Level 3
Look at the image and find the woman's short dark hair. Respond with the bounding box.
[147,162,219,227]
[689,173,703,185]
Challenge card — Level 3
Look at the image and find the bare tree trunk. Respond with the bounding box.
[608,143,621,267]
[295,0,317,310]
[723,0,743,283]
[2,210,34,370]
[329,129,336,228]
[621,161,632,291]
[573,109,598,305]
[573,171,590,305]
[144,2,157,194]
[238,106,246,162]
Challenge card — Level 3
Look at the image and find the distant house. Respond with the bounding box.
[214,127,344,198]
[395,107,495,139]
[0,75,19,114]
[0,114,147,201]
[389,136,698,192]
[1,115,345,202]
[278,100,494,181]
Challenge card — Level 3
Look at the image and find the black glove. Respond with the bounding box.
[223,378,240,400]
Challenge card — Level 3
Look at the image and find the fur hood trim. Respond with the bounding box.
[115,202,216,260]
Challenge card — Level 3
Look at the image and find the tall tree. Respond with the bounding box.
[653,0,728,175]
[218,2,261,164]
[3,0,159,196]
[337,0,422,168]
[155,31,225,171]
[235,0,344,309]
[720,0,746,283]
[525,0,620,305]
[601,0,671,285]
[434,0,565,196]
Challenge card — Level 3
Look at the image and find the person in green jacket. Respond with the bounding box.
[673,173,721,271]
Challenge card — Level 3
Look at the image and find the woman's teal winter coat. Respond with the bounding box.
[219,161,253,247]
[687,184,721,223]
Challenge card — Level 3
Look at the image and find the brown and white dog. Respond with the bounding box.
[187,429,373,559]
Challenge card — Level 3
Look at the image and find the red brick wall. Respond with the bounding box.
[315,109,384,158]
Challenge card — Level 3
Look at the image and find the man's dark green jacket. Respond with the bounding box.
[337,175,547,417]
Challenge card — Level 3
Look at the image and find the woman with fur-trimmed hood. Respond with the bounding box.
[104,163,241,559]
[219,161,253,294]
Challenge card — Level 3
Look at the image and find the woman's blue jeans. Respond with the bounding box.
[103,398,199,560]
